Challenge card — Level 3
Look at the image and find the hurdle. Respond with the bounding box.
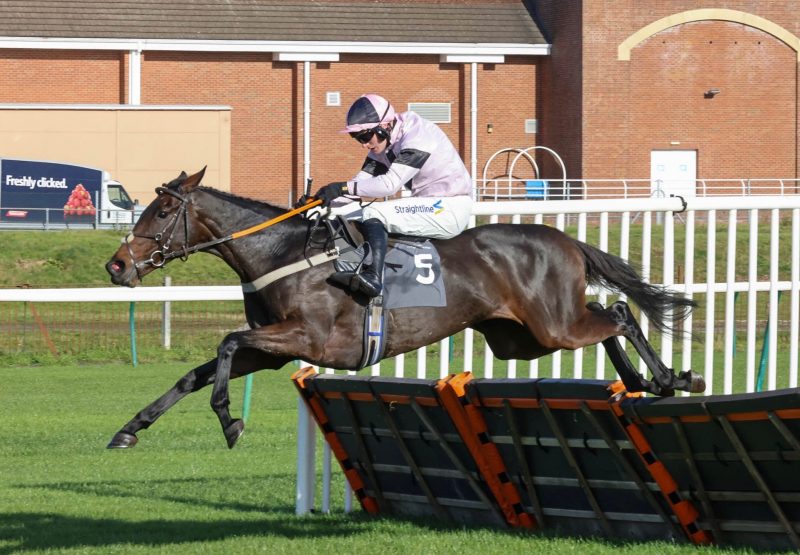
[292,367,524,527]
[292,367,800,550]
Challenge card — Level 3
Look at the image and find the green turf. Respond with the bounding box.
[0,229,236,288]
[0,363,781,554]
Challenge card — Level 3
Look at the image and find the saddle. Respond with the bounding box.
[314,214,433,276]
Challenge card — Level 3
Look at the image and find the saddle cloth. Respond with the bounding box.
[333,233,446,309]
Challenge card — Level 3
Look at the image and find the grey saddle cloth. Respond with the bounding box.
[333,232,446,310]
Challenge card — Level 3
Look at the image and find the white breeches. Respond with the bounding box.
[358,195,473,239]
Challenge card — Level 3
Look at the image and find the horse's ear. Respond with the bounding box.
[180,166,207,191]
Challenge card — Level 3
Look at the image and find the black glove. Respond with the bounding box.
[293,194,312,208]
[314,182,348,207]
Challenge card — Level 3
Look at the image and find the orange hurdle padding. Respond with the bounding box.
[291,366,379,514]
[435,372,536,529]
[610,401,713,545]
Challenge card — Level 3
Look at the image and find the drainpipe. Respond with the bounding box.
[273,52,339,203]
[471,62,477,196]
[128,45,142,105]
[304,60,311,190]
[441,54,504,197]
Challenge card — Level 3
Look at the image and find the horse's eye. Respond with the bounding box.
[158,211,168,219]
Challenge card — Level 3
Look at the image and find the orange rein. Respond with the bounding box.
[230,199,322,240]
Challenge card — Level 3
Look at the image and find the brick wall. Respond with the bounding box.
[0,49,123,103]
[140,51,538,203]
[305,54,472,196]
[532,0,584,180]
[310,55,538,198]
[623,20,796,179]
[580,1,799,182]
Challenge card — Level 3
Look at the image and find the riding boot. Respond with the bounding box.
[331,218,387,297]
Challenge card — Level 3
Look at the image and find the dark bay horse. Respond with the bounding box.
[105,168,704,449]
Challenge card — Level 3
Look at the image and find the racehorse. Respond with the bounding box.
[105,167,704,449]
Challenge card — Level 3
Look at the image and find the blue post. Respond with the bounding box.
[756,320,770,393]
[756,291,782,392]
[242,374,254,422]
[732,291,739,358]
[129,302,138,367]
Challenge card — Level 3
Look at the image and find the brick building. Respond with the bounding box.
[535,3,800,196]
[0,2,798,203]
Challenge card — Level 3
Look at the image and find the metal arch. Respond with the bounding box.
[480,148,539,201]
[509,146,568,200]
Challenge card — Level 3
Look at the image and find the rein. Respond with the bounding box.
[125,188,322,277]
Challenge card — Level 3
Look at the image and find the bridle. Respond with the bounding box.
[122,185,322,281]
[123,186,195,280]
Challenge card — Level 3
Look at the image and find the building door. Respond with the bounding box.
[650,150,696,198]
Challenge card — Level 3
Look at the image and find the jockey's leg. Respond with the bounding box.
[353,218,387,296]
[365,195,472,240]
[331,218,387,297]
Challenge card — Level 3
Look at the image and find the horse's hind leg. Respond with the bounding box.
[585,302,665,395]
[590,301,705,395]
[107,358,218,448]
[596,332,664,395]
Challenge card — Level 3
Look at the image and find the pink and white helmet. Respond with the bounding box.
[340,94,396,133]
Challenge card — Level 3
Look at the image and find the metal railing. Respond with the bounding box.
[0,205,139,230]
[475,178,800,201]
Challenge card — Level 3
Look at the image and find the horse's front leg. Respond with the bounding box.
[107,358,218,448]
[212,324,301,448]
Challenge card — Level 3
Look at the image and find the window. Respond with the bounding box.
[326,92,341,106]
[407,102,451,124]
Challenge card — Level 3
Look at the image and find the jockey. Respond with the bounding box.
[315,93,473,298]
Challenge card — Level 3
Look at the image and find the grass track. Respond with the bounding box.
[0,363,776,554]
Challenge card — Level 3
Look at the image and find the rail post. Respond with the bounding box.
[129,301,138,367]
[161,276,171,349]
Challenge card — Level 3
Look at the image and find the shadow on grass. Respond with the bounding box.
[2,475,377,552]
[0,478,601,553]
[0,511,378,554]
[15,474,286,515]
[5,479,788,553]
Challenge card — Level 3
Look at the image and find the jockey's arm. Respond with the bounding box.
[348,149,428,198]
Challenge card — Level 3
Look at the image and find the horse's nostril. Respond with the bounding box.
[107,260,123,274]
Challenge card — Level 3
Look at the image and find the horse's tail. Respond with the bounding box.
[574,240,696,336]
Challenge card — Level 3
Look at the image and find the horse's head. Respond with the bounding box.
[106,167,206,287]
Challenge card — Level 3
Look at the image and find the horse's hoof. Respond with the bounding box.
[689,372,706,393]
[676,370,706,394]
[107,432,138,449]
[224,419,244,449]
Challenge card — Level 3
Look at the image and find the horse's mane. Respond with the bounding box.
[196,185,289,215]
[161,174,293,225]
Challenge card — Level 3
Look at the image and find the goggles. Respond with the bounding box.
[349,127,377,144]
